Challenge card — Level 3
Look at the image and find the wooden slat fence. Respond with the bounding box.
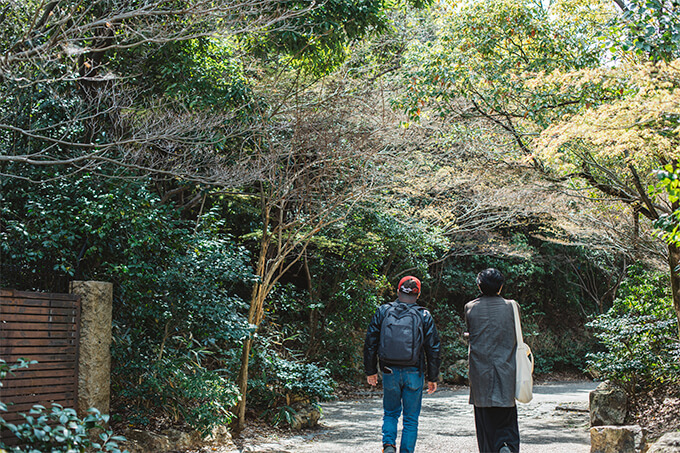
[0,289,81,443]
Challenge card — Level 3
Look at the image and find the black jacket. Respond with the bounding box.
[363,299,441,382]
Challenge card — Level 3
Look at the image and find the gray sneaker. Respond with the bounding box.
[499,446,513,453]
[382,445,396,453]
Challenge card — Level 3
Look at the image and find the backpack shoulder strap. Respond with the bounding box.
[412,304,429,317]
[385,300,400,311]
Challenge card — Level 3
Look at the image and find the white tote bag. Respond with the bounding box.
[511,300,534,403]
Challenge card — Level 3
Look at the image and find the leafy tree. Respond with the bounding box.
[411,0,680,333]
[397,0,609,158]
[536,58,680,333]
[232,66,389,428]
[609,0,680,62]
[301,204,447,376]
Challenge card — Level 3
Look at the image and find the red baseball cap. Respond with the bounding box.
[398,276,421,296]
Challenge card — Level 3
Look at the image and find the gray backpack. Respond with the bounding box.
[378,301,424,366]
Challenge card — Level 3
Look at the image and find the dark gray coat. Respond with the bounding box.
[464,295,517,407]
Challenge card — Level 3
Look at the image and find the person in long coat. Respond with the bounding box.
[464,268,520,453]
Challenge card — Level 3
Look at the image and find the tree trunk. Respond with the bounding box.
[235,336,253,431]
[235,225,270,430]
[303,254,318,357]
[667,243,680,338]
[235,280,268,430]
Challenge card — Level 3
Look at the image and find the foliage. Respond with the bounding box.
[0,359,33,414]
[654,164,680,244]
[537,60,680,174]
[586,264,680,394]
[117,38,252,111]
[1,172,253,432]
[431,310,468,377]
[0,360,127,453]
[114,354,239,434]
[1,172,185,291]
[109,214,253,432]
[302,205,447,378]
[0,406,127,453]
[437,233,611,373]
[609,0,680,62]
[251,0,433,75]
[247,335,335,414]
[4,0,671,432]
[530,329,595,374]
[398,0,606,134]
[270,405,299,428]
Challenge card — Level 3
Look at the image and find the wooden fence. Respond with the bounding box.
[0,289,81,442]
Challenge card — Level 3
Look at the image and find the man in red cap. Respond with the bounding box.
[363,276,441,453]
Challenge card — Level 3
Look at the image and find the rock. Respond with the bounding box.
[290,404,322,430]
[120,429,171,453]
[119,426,235,452]
[590,425,645,453]
[160,427,201,449]
[590,380,628,426]
[445,360,469,385]
[204,424,235,447]
[647,432,680,453]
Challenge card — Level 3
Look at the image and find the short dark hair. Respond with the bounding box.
[477,268,504,296]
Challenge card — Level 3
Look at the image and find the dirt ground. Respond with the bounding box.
[218,381,598,453]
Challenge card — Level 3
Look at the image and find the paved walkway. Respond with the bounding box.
[235,381,597,452]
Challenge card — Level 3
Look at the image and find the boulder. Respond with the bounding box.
[290,404,322,430]
[590,380,628,426]
[647,432,680,453]
[119,425,235,452]
[119,429,171,453]
[590,425,645,453]
[445,360,469,385]
[160,428,201,449]
[204,424,235,447]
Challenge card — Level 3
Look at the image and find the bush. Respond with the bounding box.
[0,360,127,453]
[1,406,127,453]
[110,225,253,433]
[586,264,680,394]
[530,328,594,374]
[430,307,468,375]
[246,337,335,427]
[114,353,239,435]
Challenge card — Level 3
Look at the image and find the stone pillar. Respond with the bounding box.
[70,280,113,416]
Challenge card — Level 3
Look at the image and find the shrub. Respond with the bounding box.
[112,343,240,434]
[246,336,335,427]
[110,232,253,432]
[431,308,468,376]
[530,328,594,374]
[586,264,680,394]
[1,406,127,453]
[0,360,127,453]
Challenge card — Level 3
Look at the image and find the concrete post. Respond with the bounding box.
[69,280,113,416]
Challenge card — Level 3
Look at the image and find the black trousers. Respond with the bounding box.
[473,405,520,453]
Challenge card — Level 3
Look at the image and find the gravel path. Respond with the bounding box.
[234,381,597,452]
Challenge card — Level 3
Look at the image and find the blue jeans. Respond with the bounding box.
[382,366,424,453]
